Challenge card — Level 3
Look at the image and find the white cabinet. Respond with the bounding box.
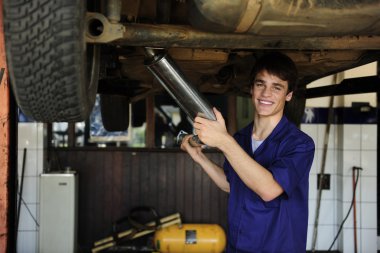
[39,172,78,253]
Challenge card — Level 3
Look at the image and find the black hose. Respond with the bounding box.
[15,148,27,247]
[328,166,362,251]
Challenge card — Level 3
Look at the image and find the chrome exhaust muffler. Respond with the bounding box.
[144,48,216,146]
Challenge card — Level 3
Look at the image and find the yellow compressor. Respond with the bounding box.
[154,224,226,253]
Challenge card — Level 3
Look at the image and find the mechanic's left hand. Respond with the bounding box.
[193,107,229,148]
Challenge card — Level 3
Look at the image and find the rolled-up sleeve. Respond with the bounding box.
[269,138,315,197]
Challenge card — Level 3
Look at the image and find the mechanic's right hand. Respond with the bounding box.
[180,134,206,164]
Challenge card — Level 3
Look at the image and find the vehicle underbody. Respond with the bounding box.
[4,0,380,126]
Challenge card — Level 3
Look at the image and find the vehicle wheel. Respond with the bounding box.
[100,94,130,132]
[3,0,99,122]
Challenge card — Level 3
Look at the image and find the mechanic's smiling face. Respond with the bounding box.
[251,70,293,119]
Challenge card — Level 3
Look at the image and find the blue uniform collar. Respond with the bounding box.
[240,115,289,138]
[239,116,289,156]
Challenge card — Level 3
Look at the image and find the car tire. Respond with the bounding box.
[100,94,130,132]
[3,0,99,122]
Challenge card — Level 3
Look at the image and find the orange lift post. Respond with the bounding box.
[0,0,10,251]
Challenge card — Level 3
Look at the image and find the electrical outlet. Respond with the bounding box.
[317,173,330,190]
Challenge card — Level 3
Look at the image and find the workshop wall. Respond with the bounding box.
[55,149,228,251]
[16,122,45,252]
[302,108,377,252]
[303,62,378,252]
[16,137,228,252]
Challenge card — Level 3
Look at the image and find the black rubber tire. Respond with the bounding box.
[100,94,130,132]
[131,99,146,127]
[3,0,99,122]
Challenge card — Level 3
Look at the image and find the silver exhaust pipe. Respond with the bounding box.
[144,48,216,146]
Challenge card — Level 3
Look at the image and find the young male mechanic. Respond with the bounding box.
[181,52,315,253]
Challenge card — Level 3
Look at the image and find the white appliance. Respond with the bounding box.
[39,172,78,253]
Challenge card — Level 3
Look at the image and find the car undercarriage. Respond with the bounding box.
[3,0,380,127]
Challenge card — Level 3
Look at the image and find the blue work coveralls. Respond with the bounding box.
[223,116,315,253]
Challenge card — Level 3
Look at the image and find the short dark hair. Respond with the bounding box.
[250,52,298,93]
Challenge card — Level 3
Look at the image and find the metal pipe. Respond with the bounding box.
[144,48,216,146]
[311,76,335,252]
[352,168,358,253]
[118,24,380,50]
[144,49,216,122]
[84,13,380,50]
[106,0,121,23]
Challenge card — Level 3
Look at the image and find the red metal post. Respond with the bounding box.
[352,169,358,253]
[0,0,10,251]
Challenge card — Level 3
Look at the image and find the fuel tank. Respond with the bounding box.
[154,224,226,253]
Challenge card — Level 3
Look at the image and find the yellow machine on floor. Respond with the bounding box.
[154,224,226,253]
[92,213,226,253]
